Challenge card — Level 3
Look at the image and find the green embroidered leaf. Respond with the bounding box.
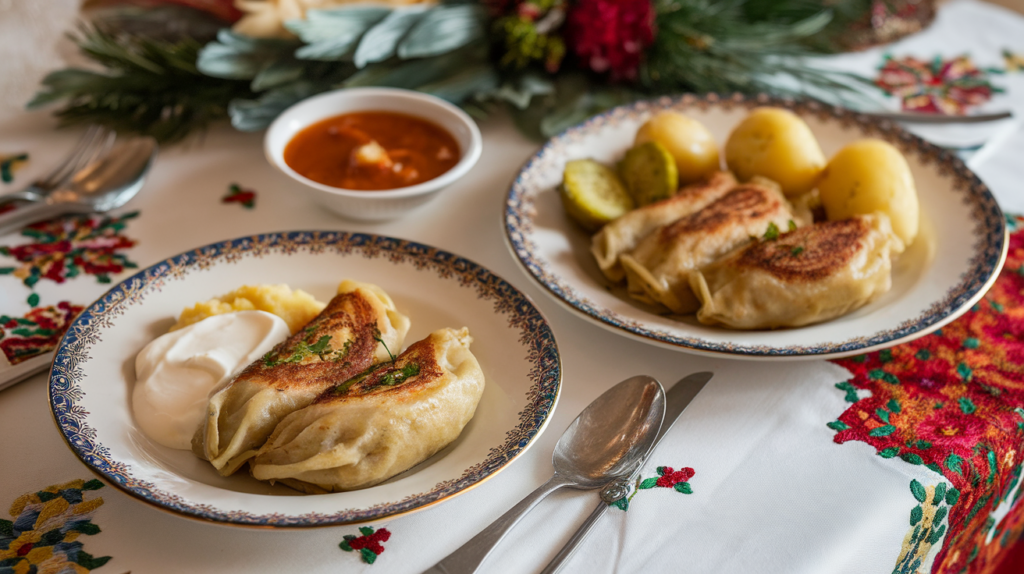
[361,548,378,564]
[934,506,948,524]
[868,369,885,380]
[878,349,892,363]
[915,440,932,450]
[959,397,976,414]
[901,453,923,465]
[0,519,13,537]
[916,349,931,360]
[928,523,947,544]
[869,425,896,437]
[340,541,353,552]
[964,338,980,349]
[946,486,960,506]
[675,482,692,494]
[910,505,923,525]
[75,551,111,570]
[37,491,58,502]
[991,300,1004,313]
[610,497,629,511]
[0,267,14,275]
[354,7,430,68]
[882,372,899,385]
[359,526,375,537]
[912,523,922,542]
[910,479,927,503]
[946,453,964,475]
[879,447,899,458]
[639,478,658,490]
[851,354,866,363]
[958,363,973,382]
[875,408,890,423]
[988,450,998,483]
[888,399,902,413]
[927,463,942,474]
[40,528,64,546]
[934,483,948,505]
[398,5,486,60]
[826,420,849,431]
[26,293,39,307]
[73,521,101,535]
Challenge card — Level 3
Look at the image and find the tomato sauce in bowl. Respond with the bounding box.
[282,111,461,191]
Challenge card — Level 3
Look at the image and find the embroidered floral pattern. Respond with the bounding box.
[827,215,1024,574]
[0,153,27,184]
[340,526,391,565]
[0,211,139,287]
[1004,50,1024,73]
[222,183,256,209]
[0,302,84,366]
[610,465,695,511]
[0,479,110,572]
[895,479,957,574]
[875,54,1002,114]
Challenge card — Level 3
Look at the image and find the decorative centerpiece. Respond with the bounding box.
[32,0,932,142]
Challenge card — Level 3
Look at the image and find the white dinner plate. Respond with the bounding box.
[48,232,561,527]
[503,93,1007,359]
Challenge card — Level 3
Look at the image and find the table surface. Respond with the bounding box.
[3,1,1024,573]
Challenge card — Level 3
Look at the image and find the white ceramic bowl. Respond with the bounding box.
[265,87,482,221]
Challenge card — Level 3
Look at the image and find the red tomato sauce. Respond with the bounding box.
[283,111,460,190]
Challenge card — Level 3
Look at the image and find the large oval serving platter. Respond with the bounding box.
[48,232,561,527]
[503,93,1007,359]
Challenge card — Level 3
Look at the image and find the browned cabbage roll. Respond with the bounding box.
[690,214,899,329]
[619,177,802,314]
[591,171,737,283]
[193,281,410,476]
[250,327,485,493]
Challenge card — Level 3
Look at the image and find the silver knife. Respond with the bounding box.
[538,371,713,574]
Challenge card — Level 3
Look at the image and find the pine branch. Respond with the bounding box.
[29,23,256,143]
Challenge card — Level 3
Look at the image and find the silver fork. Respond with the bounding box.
[0,125,113,205]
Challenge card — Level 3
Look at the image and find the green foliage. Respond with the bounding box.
[29,24,255,143]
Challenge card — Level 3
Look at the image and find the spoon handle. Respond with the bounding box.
[423,475,569,574]
[0,202,68,237]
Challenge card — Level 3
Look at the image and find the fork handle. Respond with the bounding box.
[0,201,67,236]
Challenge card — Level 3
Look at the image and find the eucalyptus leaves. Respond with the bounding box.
[197,3,493,131]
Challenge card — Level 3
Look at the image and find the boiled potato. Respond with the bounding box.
[634,111,720,185]
[817,139,918,247]
[724,107,826,196]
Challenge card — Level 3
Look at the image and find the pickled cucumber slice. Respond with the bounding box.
[561,159,634,231]
[619,141,679,207]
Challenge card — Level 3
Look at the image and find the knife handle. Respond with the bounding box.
[539,498,609,574]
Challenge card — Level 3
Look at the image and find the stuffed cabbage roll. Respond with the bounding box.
[591,171,737,283]
[193,281,410,475]
[689,214,899,329]
[619,178,802,314]
[250,327,485,493]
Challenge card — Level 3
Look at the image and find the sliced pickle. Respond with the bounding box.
[561,159,634,231]
[618,141,679,207]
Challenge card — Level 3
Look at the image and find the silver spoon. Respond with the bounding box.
[0,135,158,236]
[423,375,666,574]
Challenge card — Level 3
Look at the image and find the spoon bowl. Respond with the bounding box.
[554,375,665,488]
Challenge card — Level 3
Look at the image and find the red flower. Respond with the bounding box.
[655,466,694,488]
[565,0,655,81]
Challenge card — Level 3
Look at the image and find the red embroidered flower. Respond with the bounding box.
[655,466,695,488]
[222,183,257,209]
[875,55,1001,114]
[564,0,655,81]
[340,527,391,565]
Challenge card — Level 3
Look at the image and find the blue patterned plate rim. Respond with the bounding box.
[47,230,562,527]
[503,92,1007,358]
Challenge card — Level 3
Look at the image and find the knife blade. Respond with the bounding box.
[538,371,713,574]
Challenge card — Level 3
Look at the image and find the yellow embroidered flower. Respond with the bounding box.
[0,479,110,573]
[233,0,435,39]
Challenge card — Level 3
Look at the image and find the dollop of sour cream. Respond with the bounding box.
[133,310,290,450]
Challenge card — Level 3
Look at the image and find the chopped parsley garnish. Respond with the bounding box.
[787,220,797,232]
[380,364,420,386]
[791,246,804,256]
[763,222,779,241]
[373,326,396,362]
[263,334,342,367]
[329,362,421,395]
